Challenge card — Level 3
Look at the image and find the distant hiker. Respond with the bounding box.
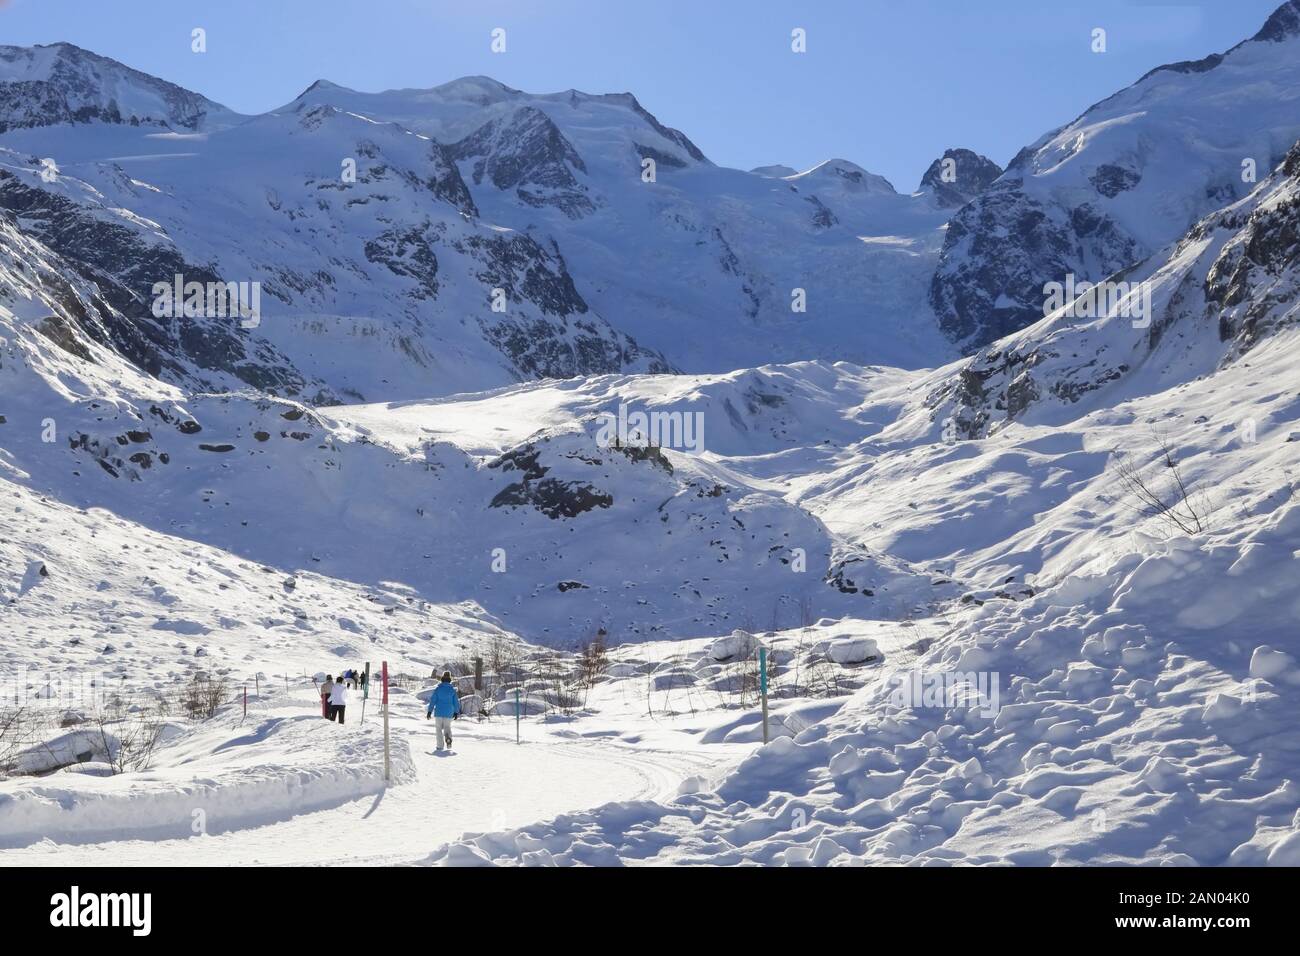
[329,678,348,724]
[320,674,335,718]
[358,670,367,692]
[425,671,461,750]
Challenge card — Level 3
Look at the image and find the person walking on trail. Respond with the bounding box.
[329,678,348,724]
[425,671,460,750]
[320,674,335,718]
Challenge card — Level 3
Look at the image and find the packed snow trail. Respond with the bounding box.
[2,717,725,866]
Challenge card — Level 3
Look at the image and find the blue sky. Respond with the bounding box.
[0,0,1286,188]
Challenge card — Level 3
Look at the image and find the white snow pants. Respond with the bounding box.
[435,715,453,748]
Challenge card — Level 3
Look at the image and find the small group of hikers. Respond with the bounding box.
[318,669,365,724]
[316,668,461,748]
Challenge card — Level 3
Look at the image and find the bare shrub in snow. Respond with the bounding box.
[90,707,167,775]
[180,674,231,720]
[575,633,608,707]
[1113,434,1209,536]
[487,634,525,688]
[0,706,36,778]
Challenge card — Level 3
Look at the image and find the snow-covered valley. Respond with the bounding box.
[3,3,1300,872]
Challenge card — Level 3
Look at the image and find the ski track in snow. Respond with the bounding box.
[1,717,726,866]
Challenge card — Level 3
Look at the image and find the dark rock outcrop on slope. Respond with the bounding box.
[448,106,595,218]
[927,138,1300,439]
[0,170,328,400]
[918,148,1003,209]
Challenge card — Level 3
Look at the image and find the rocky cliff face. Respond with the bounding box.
[0,169,326,400]
[928,137,1300,439]
[448,106,595,219]
[918,148,1002,209]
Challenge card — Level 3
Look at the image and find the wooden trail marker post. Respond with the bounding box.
[361,661,371,725]
[473,657,483,720]
[382,660,390,783]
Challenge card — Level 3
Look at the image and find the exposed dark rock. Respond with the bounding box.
[1089,164,1141,198]
[490,477,612,519]
[919,148,1003,208]
[449,106,594,218]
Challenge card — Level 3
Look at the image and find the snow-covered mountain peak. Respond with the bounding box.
[1254,0,1300,41]
[750,164,799,179]
[786,158,896,196]
[425,74,522,106]
[930,0,1300,350]
[0,41,242,133]
[294,78,357,100]
[280,74,708,168]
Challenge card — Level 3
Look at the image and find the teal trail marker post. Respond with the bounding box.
[759,647,769,745]
[516,688,521,744]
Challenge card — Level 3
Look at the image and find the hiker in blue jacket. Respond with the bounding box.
[425,671,461,750]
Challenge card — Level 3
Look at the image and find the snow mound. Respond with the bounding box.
[0,712,414,847]
[826,637,879,665]
[424,494,1300,865]
[707,630,758,661]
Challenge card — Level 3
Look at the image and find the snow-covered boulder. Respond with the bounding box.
[826,637,879,665]
[649,669,697,691]
[708,629,758,661]
[494,694,550,717]
[1249,645,1297,682]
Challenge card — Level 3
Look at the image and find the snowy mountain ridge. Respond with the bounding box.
[4,5,1300,870]
[0,45,1003,395]
[931,0,1300,350]
[0,41,241,133]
